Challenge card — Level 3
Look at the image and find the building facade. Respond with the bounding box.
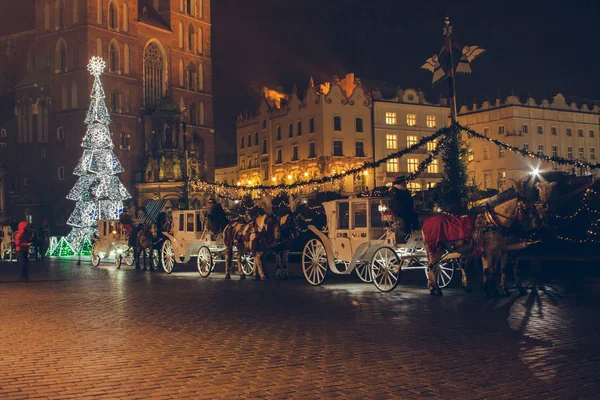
[458,93,600,190]
[0,0,215,232]
[236,74,374,194]
[214,165,237,186]
[372,88,449,189]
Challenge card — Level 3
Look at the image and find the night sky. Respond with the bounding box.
[211,0,599,157]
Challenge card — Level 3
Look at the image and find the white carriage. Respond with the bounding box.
[90,220,136,268]
[160,209,254,277]
[1,225,15,261]
[301,197,458,292]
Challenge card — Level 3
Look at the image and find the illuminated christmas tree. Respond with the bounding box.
[65,57,131,250]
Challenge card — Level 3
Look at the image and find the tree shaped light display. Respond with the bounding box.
[65,57,131,250]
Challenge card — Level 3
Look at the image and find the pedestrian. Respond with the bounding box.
[15,221,33,282]
[37,221,50,260]
[389,177,420,244]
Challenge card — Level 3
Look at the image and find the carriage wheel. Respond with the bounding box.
[115,254,122,269]
[241,253,254,276]
[425,258,455,288]
[161,240,175,274]
[355,262,373,283]
[151,250,160,269]
[91,243,100,267]
[197,246,214,277]
[125,249,134,266]
[370,247,401,292]
[302,238,328,286]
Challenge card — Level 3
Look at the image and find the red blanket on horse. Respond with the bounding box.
[422,214,476,253]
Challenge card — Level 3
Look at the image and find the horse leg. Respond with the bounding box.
[256,252,267,281]
[461,256,473,293]
[283,249,290,279]
[512,255,526,296]
[134,246,141,269]
[224,246,231,279]
[275,253,282,280]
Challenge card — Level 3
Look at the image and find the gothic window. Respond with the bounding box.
[109,1,118,30]
[188,25,195,52]
[110,89,118,112]
[56,39,67,72]
[189,102,197,125]
[109,41,119,72]
[198,63,204,91]
[143,42,166,107]
[123,43,130,74]
[57,0,66,29]
[178,59,184,86]
[186,0,192,14]
[186,63,196,91]
[179,22,184,48]
[198,27,203,53]
[122,4,129,31]
[199,102,205,126]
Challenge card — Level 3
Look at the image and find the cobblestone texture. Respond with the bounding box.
[0,257,599,399]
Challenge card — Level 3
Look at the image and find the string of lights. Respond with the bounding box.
[192,127,449,198]
[460,124,600,170]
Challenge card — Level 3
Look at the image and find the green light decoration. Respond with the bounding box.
[47,237,92,257]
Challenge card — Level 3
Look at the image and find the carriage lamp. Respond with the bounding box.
[531,167,540,177]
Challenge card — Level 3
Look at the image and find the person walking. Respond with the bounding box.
[15,221,33,282]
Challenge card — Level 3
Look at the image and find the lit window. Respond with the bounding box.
[567,146,573,159]
[385,112,396,125]
[334,116,342,131]
[566,128,572,137]
[386,158,398,173]
[309,142,316,158]
[309,118,315,133]
[551,127,557,136]
[386,134,397,150]
[590,148,596,160]
[579,147,585,159]
[498,125,505,134]
[407,158,418,172]
[406,136,418,147]
[537,126,543,134]
[355,142,365,157]
[333,140,343,156]
[483,173,492,189]
[426,115,436,128]
[355,117,363,132]
[292,145,299,161]
[483,145,490,160]
[427,159,438,174]
[537,144,544,155]
[522,125,528,133]
[241,158,245,170]
[427,140,437,151]
[498,171,506,189]
[276,148,282,164]
[406,114,416,127]
[498,147,505,158]
[578,129,584,137]
[552,145,558,157]
[407,182,421,192]
[468,151,474,161]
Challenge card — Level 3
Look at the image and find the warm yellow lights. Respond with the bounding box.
[271,177,277,182]
[247,180,253,185]
[287,174,293,180]
[304,172,309,177]
[341,170,346,174]
[236,181,241,186]
[363,170,369,175]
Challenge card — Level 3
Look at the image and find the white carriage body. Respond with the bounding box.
[95,220,130,257]
[164,209,225,263]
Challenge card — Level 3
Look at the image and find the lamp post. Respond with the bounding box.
[422,17,485,214]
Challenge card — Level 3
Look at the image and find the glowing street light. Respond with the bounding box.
[531,167,540,177]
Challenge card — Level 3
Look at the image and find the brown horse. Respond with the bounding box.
[135,223,156,271]
[423,195,540,297]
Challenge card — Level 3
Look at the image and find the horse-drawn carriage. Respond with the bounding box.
[301,197,459,292]
[90,219,136,268]
[160,209,254,277]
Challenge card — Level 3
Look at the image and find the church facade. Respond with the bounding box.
[0,0,215,233]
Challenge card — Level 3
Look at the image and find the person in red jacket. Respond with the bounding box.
[15,221,33,282]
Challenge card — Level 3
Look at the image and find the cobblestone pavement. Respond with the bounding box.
[0,256,599,400]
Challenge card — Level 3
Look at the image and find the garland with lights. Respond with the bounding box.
[460,124,600,170]
[551,187,600,244]
[192,127,449,198]
[64,57,131,251]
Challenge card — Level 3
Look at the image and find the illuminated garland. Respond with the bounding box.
[460,124,600,170]
[192,128,449,198]
[554,188,600,220]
